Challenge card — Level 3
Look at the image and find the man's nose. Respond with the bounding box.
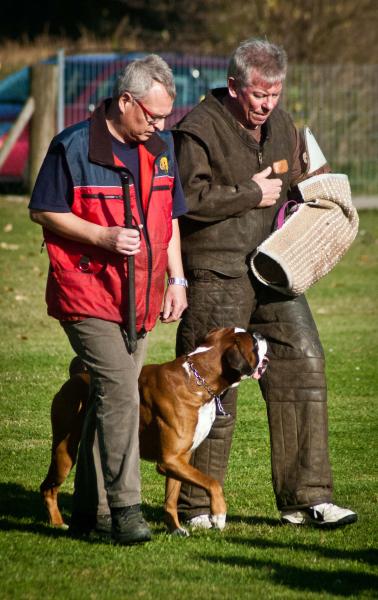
[262,96,274,110]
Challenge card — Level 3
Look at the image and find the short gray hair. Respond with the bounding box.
[113,54,176,100]
[228,38,287,87]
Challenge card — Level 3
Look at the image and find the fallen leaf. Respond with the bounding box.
[0,242,19,250]
[359,255,370,263]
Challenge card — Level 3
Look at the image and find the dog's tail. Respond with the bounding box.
[69,356,88,378]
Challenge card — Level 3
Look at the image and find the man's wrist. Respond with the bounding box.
[167,277,188,288]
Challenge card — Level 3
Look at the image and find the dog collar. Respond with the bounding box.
[186,356,229,416]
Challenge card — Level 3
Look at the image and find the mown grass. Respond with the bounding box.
[0,196,377,599]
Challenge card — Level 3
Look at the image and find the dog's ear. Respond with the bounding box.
[201,327,230,346]
[223,337,255,378]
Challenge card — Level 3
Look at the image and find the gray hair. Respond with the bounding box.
[113,54,176,100]
[228,38,287,87]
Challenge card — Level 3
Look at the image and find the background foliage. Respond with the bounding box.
[1,0,377,78]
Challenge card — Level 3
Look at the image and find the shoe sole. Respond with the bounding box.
[112,532,152,545]
[281,513,358,528]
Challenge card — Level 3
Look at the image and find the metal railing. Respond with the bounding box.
[62,53,378,194]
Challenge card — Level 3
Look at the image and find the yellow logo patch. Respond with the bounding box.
[159,157,169,172]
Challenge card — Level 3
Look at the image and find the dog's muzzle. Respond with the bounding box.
[251,332,269,380]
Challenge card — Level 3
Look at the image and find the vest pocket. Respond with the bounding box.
[48,268,119,320]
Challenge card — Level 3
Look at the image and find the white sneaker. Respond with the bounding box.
[187,514,213,530]
[281,503,357,528]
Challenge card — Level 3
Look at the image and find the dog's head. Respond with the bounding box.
[202,327,268,383]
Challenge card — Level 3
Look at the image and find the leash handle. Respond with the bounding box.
[120,170,138,354]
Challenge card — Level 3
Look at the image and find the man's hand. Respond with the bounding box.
[98,225,142,255]
[29,210,142,255]
[253,166,282,207]
[160,285,188,324]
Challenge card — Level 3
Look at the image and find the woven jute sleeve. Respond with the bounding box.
[250,173,359,296]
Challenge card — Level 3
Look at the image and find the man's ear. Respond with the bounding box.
[227,77,238,99]
[118,92,133,113]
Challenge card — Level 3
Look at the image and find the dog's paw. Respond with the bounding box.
[171,527,190,537]
[53,523,69,531]
[210,513,226,530]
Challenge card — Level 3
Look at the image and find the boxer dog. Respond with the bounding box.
[40,327,268,536]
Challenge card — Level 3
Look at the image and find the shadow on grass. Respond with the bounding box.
[226,514,279,527]
[0,481,71,521]
[203,553,378,597]
[0,481,72,537]
[0,482,166,538]
[225,535,378,566]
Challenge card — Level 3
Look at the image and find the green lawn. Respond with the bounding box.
[0,196,377,599]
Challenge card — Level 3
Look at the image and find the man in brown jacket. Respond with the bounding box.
[173,38,357,528]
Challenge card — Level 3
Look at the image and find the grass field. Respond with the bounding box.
[0,196,377,599]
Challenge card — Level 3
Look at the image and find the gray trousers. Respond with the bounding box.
[62,318,147,515]
[176,270,333,514]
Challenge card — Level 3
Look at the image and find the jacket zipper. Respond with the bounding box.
[258,150,263,167]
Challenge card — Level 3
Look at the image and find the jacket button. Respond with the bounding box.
[79,256,91,272]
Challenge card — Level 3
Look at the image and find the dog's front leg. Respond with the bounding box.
[164,477,189,537]
[158,455,227,531]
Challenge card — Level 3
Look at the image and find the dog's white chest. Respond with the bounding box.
[190,400,216,451]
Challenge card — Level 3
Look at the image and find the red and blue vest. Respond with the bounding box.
[44,100,175,332]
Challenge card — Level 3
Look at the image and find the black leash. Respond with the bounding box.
[120,170,138,354]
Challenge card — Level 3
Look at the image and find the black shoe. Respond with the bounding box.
[111,504,152,545]
[94,513,112,536]
[69,512,112,538]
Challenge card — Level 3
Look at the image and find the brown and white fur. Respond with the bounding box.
[40,327,268,536]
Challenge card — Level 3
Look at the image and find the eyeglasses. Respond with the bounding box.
[133,97,171,125]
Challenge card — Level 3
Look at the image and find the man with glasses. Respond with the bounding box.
[29,55,188,544]
[173,38,357,529]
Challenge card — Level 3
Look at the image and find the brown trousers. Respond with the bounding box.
[62,318,147,515]
[176,270,333,515]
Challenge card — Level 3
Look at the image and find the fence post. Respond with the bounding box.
[57,48,65,133]
[0,97,35,170]
[29,63,58,193]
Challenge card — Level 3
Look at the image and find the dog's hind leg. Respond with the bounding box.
[40,419,83,527]
[40,437,74,528]
[40,375,88,527]
[163,476,189,537]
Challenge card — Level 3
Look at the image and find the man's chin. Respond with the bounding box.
[136,133,153,142]
[250,115,268,127]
